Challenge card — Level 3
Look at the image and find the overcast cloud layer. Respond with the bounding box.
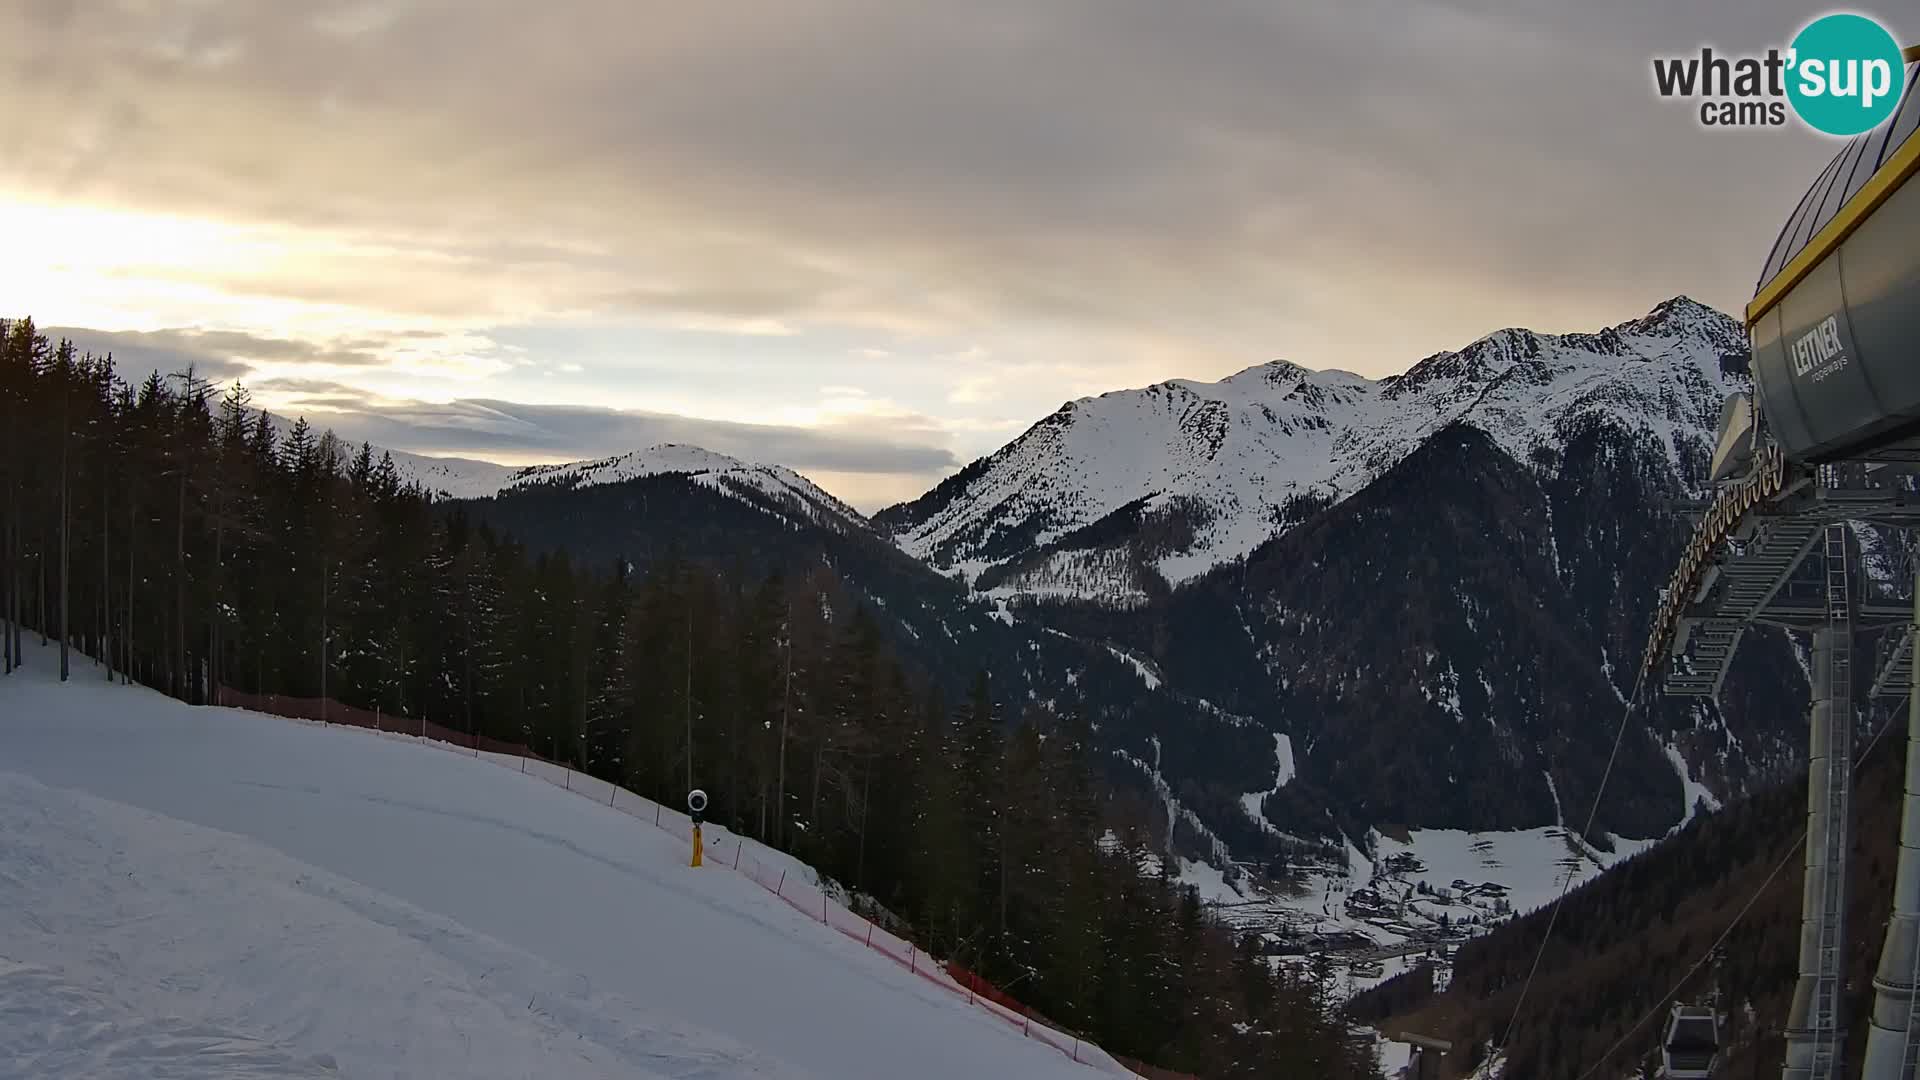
[2,0,1882,507]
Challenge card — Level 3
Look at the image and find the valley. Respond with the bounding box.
[367,297,1801,962]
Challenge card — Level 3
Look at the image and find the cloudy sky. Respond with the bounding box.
[2,0,1885,508]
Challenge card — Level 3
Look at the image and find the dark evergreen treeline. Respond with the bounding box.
[0,317,1378,1079]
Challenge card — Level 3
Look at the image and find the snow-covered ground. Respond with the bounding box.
[1662,742,1724,828]
[1372,1031,1415,1079]
[1190,819,1660,992]
[0,648,1108,1080]
[1370,825,1629,918]
[1237,733,1295,833]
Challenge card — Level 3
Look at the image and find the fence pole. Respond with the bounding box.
[733,842,742,869]
[866,921,874,948]
[655,803,662,826]
[822,891,829,924]
[564,769,571,791]
[1072,1038,1079,1064]
[777,869,786,896]
[910,945,916,974]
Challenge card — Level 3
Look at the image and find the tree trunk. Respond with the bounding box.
[319,555,327,719]
[810,743,824,835]
[463,640,473,737]
[211,506,223,696]
[684,605,694,794]
[13,514,22,666]
[58,386,69,682]
[175,471,185,700]
[3,478,13,674]
[777,615,792,847]
[999,817,1010,936]
[102,479,112,682]
[126,496,136,686]
[2,492,12,675]
[857,763,871,892]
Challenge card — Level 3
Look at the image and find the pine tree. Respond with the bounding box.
[0,323,1388,1078]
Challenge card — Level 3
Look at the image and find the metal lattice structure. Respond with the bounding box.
[1639,52,1920,1080]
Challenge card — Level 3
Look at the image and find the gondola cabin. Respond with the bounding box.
[1660,1004,1721,1079]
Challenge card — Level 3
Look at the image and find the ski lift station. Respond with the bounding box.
[1645,46,1920,1080]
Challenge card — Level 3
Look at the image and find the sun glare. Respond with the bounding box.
[0,199,280,325]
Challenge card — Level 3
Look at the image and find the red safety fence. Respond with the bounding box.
[210,686,1172,1078]
[214,687,567,763]
[1112,1057,1202,1080]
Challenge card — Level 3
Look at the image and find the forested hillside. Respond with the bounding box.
[1352,700,1911,1079]
[879,299,1807,847]
[0,317,1378,1080]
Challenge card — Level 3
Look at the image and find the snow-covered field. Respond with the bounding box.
[0,648,1107,1079]
[1189,819,1660,988]
[1370,824,1648,918]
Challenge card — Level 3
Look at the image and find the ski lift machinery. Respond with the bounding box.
[1641,49,1920,1080]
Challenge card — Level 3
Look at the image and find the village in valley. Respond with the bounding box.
[1175,828,1586,999]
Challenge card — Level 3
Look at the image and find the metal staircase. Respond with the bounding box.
[1874,625,1915,700]
[1666,512,1826,697]
[1811,522,1854,1080]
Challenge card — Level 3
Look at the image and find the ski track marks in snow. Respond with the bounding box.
[0,957,343,1080]
[0,649,1105,1080]
[0,770,790,1080]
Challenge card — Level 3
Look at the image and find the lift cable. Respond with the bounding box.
[1494,668,1649,1059]
[1565,701,1902,1080]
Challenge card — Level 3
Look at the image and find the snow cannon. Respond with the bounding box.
[1742,56,1920,469]
[687,789,707,867]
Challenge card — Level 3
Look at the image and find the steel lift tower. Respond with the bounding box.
[1645,51,1920,1080]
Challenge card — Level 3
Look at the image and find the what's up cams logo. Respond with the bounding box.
[1653,12,1908,135]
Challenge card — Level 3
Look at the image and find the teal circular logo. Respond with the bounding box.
[1786,13,1906,136]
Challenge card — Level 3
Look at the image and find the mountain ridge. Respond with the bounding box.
[874,295,1747,602]
[356,296,1795,866]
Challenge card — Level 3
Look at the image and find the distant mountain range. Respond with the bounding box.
[876,296,1747,602]
[369,297,1812,879]
[387,443,864,530]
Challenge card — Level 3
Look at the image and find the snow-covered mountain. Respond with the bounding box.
[386,443,868,534]
[378,448,520,500]
[349,298,1796,878]
[877,296,1747,603]
[864,295,1807,857]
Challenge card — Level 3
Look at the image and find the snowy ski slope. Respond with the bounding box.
[0,648,1110,1079]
